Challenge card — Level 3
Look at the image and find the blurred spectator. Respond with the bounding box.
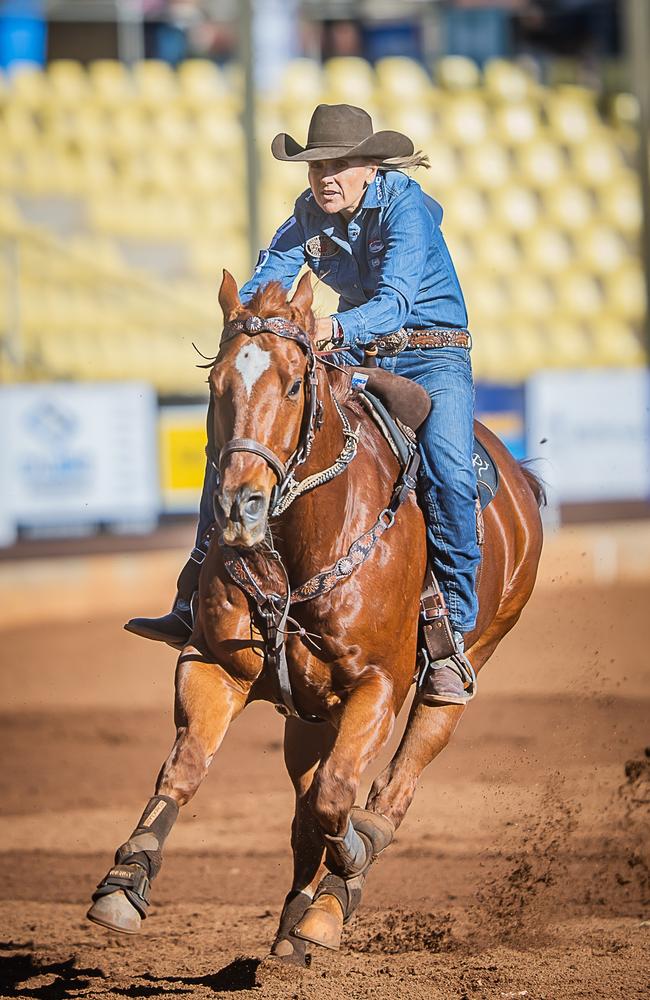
[442,1,525,64]
[516,1,621,61]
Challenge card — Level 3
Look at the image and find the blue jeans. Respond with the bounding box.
[195,346,480,633]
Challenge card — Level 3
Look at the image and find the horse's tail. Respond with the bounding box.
[519,461,547,509]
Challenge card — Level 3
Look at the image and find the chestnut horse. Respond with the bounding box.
[87,272,543,963]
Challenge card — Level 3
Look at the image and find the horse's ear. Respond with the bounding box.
[290,272,313,319]
[218,269,241,321]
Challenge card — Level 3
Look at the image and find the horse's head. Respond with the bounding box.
[209,270,317,548]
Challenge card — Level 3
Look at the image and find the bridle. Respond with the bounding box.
[210,313,358,517]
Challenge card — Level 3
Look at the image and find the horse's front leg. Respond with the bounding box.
[293,670,397,951]
[86,648,251,934]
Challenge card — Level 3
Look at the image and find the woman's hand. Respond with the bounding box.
[312,316,343,354]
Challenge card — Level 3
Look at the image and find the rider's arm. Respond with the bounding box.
[239,215,306,302]
[333,181,433,347]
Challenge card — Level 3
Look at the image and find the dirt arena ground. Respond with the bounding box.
[0,522,648,1000]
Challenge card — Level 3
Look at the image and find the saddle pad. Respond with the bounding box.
[473,437,499,510]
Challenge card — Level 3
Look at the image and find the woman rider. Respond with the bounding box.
[127,104,481,706]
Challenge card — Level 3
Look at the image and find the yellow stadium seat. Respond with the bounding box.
[471,230,519,274]
[89,60,133,108]
[463,140,511,189]
[598,170,642,235]
[574,224,629,275]
[8,66,47,108]
[419,144,457,193]
[493,101,540,145]
[590,314,645,366]
[323,57,376,106]
[571,133,623,188]
[440,94,489,146]
[132,60,178,106]
[521,226,574,274]
[483,59,537,103]
[106,106,151,153]
[463,272,508,321]
[603,262,646,322]
[381,106,436,147]
[435,56,480,91]
[555,268,604,319]
[195,111,244,156]
[177,59,230,106]
[490,185,539,233]
[279,59,324,109]
[515,137,566,189]
[442,186,489,235]
[506,272,555,316]
[151,107,193,150]
[375,57,433,102]
[544,182,593,232]
[47,60,88,106]
[3,104,41,149]
[546,317,593,368]
[545,86,600,144]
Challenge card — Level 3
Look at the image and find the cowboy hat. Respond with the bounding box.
[271,103,414,162]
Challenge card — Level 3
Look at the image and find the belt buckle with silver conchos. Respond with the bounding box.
[375,329,409,356]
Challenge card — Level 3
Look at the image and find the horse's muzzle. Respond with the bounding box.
[216,483,270,548]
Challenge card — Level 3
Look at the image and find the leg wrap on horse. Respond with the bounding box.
[324,807,395,879]
[92,795,179,918]
[313,873,365,924]
[323,818,371,878]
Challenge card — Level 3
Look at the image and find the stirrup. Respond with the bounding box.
[418,646,477,705]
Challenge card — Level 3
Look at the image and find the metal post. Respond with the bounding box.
[625,0,650,359]
[116,0,144,67]
[240,0,259,276]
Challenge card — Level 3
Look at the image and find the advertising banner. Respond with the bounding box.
[0,382,158,544]
[158,404,207,513]
[525,368,650,504]
[475,383,526,460]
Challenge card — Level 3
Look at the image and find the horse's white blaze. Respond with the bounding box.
[235,341,271,396]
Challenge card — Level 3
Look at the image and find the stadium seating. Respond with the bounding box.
[0,56,644,389]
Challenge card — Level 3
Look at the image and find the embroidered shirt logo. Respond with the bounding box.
[305,234,339,259]
[369,239,385,253]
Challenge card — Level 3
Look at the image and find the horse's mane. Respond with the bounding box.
[243,280,315,335]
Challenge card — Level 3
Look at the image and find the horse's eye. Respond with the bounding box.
[287,379,302,398]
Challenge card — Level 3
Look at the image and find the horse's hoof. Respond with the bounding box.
[350,806,395,856]
[293,897,343,951]
[87,890,142,934]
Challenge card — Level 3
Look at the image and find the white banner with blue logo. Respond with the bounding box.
[0,382,158,545]
[526,368,650,504]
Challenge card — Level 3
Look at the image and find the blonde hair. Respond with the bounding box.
[376,151,430,171]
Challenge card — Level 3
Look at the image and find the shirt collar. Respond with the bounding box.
[362,173,385,209]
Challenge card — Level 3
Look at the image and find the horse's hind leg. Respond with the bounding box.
[87,649,249,934]
[367,700,465,829]
[269,716,336,965]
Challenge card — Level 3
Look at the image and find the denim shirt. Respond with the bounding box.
[239,170,468,347]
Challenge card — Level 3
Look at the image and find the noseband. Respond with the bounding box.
[211,313,322,515]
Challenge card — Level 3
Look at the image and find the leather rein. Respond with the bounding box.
[210,313,419,723]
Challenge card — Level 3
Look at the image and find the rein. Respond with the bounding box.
[212,312,419,723]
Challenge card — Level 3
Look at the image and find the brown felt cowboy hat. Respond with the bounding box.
[271,103,414,162]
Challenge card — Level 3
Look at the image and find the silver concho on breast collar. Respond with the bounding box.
[305,234,339,259]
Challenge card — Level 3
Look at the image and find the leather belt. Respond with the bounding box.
[405,328,471,350]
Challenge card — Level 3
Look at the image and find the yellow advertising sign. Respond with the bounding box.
[158,405,207,511]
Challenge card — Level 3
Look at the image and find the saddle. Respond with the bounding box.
[347,365,499,662]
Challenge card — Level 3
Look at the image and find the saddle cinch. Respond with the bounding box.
[346,364,499,663]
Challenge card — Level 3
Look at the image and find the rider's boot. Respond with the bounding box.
[421,631,477,706]
[124,547,205,649]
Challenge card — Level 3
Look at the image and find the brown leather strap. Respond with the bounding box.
[406,329,471,349]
